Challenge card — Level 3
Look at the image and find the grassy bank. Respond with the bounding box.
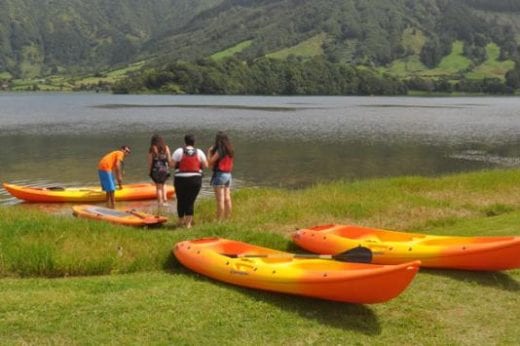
[1,169,519,344]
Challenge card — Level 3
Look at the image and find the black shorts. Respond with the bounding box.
[150,171,170,184]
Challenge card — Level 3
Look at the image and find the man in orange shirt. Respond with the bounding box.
[98,145,131,208]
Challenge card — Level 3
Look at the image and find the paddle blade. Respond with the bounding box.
[332,247,373,263]
[127,210,167,226]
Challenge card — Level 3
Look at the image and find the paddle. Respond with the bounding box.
[127,209,166,225]
[225,246,373,263]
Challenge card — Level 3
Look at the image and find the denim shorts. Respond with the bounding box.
[210,172,232,187]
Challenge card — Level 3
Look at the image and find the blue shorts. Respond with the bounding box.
[210,172,232,187]
[98,170,116,192]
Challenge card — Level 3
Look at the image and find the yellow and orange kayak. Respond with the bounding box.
[3,182,174,203]
[292,224,520,271]
[72,205,167,227]
[174,237,420,304]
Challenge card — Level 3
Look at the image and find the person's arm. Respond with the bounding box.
[147,152,153,175]
[114,161,123,189]
[171,147,180,168]
[207,146,219,167]
[165,146,173,167]
[200,149,209,169]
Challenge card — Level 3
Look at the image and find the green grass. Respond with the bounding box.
[1,169,520,343]
[211,40,253,61]
[2,270,516,344]
[0,71,12,80]
[70,61,147,87]
[267,33,326,60]
[8,61,147,92]
[384,40,515,83]
[465,43,515,80]
[382,40,471,79]
[383,56,428,77]
[422,41,472,77]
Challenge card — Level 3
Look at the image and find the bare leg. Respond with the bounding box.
[214,186,225,220]
[223,186,232,218]
[155,184,163,204]
[107,191,115,209]
[184,215,193,229]
[159,184,168,205]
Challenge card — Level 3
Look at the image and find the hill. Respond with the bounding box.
[0,0,222,77]
[1,0,520,93]
[150,0,520,66]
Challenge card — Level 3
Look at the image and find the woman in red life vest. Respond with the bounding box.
[207,131,234,220]
[147,134,172,207]
[171,134,208,228]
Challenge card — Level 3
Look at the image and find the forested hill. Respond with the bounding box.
[0,0,223,77]
[1,0,520,88]
[150,0,520,66]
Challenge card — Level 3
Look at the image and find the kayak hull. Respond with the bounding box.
[72,204,167,227]
[174,237,420,304]
[292,224,520,271]
[3,182,174,203]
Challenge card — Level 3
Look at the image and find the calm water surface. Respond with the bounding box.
[1,93,520,210]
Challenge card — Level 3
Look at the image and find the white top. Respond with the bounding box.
[172,146,208,177]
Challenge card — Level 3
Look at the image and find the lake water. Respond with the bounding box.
[1,92,520,209]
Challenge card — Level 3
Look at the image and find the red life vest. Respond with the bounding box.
[216,154,233,173]
[176,147,201,173]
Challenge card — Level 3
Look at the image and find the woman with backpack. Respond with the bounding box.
[207,131,234,220]
[147,134,172,207]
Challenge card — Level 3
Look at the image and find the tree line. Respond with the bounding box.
[112,56,519,95]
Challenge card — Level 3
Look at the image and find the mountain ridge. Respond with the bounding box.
[0,0,519,87]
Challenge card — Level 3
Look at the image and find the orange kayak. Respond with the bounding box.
[293,224,520,271]
[3,182,174,203]
[174,237,420,304]
[72,205,167,227]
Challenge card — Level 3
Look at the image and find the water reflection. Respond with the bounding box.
[1,93,520,209]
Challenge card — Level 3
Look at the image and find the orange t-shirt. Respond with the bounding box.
[98,150,124,171]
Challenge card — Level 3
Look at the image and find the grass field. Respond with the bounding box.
[382,40,469,78]
[267,33,326,60]
[1,169,519,344]
[211,40,253,61]
[465,43,515,80]
[8,61,147,92]
[0,71,13,80]
[383,40,516,83]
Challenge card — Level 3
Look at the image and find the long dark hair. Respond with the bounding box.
[149,134,167,155]
[213,131,234,157]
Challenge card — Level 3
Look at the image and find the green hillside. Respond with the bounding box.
[266,33,327,60]
[0,0,222,78]
[1,0,520,93]
[466,43,516,80]
[211,40,253,61]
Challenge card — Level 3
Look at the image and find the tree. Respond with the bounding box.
[505,62,520,90]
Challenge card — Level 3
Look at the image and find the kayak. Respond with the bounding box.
[292,224,520,271]
[174,237,420,304]
[2,182,174,203]
[72,204,167,227]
